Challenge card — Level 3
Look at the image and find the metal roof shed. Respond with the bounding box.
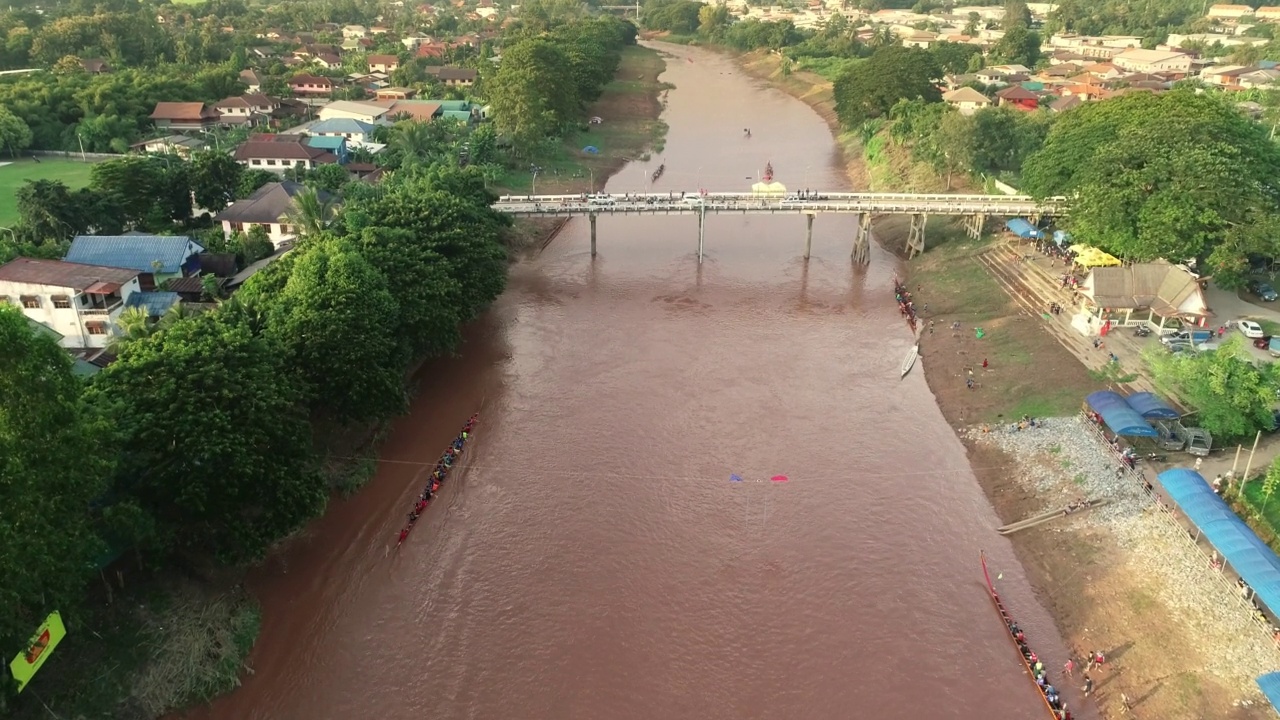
[1086,390,1158,437]
[1125,392,1181,419]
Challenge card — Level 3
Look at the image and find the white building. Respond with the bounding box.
[0,258,141,349]
[1112,48,1193,74]
[1207,3,1255,20]
[213,181,338,250]
[317,100,393,124]
[942,87,992,115]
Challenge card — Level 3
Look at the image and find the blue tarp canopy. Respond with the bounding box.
[1257,672,1280,713]
[1006,218,1040,239]
[1086,390,1158,437]
[1157,469,1280,618]
[1126,392,1180,419]
[1052,230,1071,247]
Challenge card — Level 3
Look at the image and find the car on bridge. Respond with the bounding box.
[587,194,616,206]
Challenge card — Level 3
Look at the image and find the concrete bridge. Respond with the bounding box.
[493,191,1068,263]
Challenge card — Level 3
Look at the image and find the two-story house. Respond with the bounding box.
[367,54,401,73]
[149,102,221,131]
[214,182,338,249]
[289,74,335,97]
[65,234,204,287]
[0,258,142,349]
[233,135,338,173]
[423,66,478,87]
[214,94,281,127]
[308,118,378,146]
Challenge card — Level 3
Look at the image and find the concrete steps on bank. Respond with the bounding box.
[976,243,1161,398]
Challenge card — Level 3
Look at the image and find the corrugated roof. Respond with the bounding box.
[66,235,202,274]
[124,291,180,317]
[150,102,217,121]
[234,135,332,161]
[0,258,140,290]
[214,182,335,224]
[309,118,376,134]
[943,87,991,104]
[1086,390,1158,437]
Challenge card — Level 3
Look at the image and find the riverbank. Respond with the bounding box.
[723,42,1277,720]
[499,43,669,256]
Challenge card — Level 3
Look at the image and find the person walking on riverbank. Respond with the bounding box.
[1082,674,1093,697]
[1063,657,1074,678]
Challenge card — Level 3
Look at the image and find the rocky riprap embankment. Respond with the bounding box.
[965,416,1280,696]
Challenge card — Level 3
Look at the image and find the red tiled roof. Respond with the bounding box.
[367,54,399,65]
[233,135,333,161]
[289,73,333,86]
[0,258,139,290]
[150,102,218,121]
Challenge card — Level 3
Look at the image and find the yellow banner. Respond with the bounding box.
[9,611,66,693]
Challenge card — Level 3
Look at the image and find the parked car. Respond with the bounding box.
[1165,341,1194,355]
[1256,336,1272,349]
[1248,280,1279,302]
[1238,319,1266,338]
[1162,329,1214,346]
[1194,341,1220,353]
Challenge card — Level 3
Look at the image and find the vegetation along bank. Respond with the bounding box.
[0,4,659,718]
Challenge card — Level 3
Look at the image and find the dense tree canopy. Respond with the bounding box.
[1146,337,1280,440]
[0,307,108,653]
[86,309,326,563]
[833,45,941,128]
[1023,91,1280,285]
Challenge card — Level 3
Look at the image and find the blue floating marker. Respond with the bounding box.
[729,474,743,483]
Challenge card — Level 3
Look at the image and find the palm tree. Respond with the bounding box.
[110,306,155,349]
[287,187,336,240]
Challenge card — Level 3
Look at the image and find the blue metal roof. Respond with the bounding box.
[1006,218,1039,239]
[1157,469,1280,617]
[1258,671,1280,713]
[124,291,179,317]
[309,118,374,134]
[67,235,202,274]
[1126,392,1180,419]
[1086,390,1158,437]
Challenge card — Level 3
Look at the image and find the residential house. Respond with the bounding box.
[240,68,263,93]
[901,31,937,48]
[996,85,1040,110]
[1241,67,1280,87]
[402,33,431,50]
[416,42,449,59]
[1049,95,1084,113]
[250,47,277,60]
[1203,64,1251,86]
[1079,62,1123,80]
[1048,50,1089,65]
[214,182,337,249]
[942,87,992,115]
[1078,260,1209,332]
[1038,64,1080,80]
[65,235,204,287]
[1207,3,1254,20]
[214,94,281,127]
[380,99,450,121]
[1048,33,1141,59]
[973,68,1011,86]
[342,24,369,38]
[375,87,417,100]
[1112,49,1193,75]
[423,66,478,86]
[149,102,220,131]
[432,99,477,121]
[1257,6,1280,21]
[0,258,142,349]
[318,99,393,124]
[233,134,339,173]
[289,73,335,97]
[1060,83,1111,101]
[370,25,392,34]
[304,135,349,164]
[81,58,110,74]
[294,44,342,59]
[313,53,344,70]
[130,135,205,157]
[367,54,401,73]
[989,64,1032,75]
[308,117,378,146]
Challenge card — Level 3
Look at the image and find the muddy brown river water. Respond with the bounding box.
[190,42,1086,720]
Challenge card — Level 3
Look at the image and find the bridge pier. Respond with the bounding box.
[804,213,814,260]
[852,212,872,265]
[905,213,927,259]
[697,204,706,263]
[964,214,986,240]
[589,212,597,257]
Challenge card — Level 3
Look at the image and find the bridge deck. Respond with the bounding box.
[492,192,1067,217]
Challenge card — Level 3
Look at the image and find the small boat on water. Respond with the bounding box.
[981,551,1067,719]
[900,344,919,379]
[395,413,478,548]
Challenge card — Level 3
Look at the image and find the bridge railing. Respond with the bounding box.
[494,191,1068,211]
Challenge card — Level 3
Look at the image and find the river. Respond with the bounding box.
[190,42,1083,720]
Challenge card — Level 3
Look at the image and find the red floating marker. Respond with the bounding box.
[771,475,789,483]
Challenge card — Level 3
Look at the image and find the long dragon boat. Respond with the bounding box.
[981,551,1068,719]
[395,413,478,547]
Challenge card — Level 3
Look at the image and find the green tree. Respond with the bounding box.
[305,163,352,194]
[239,225,274,265]
[698,3,730,35]
[286,186,337,239]
[0,306,108,652]
[485,37,578,150]
[990,24,1041,67]
[86,310,325,563]
[930,41,980,74]
[188,149,244,211]
[0,104,32,158]
[1023,91,1280,283]
[262,237,406,423]
[1145,336,1280,440]
[1003,0,1032,30]
[237,169,277,199]
[13,179,95,243]
[834,45,942,127]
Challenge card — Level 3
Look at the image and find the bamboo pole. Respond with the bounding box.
[1232,444,1243,475]
[1241,431,1263,485]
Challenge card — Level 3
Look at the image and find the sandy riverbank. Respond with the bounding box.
[724,45,1280,720]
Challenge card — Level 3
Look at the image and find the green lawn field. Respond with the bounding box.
[0,157,101,228]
